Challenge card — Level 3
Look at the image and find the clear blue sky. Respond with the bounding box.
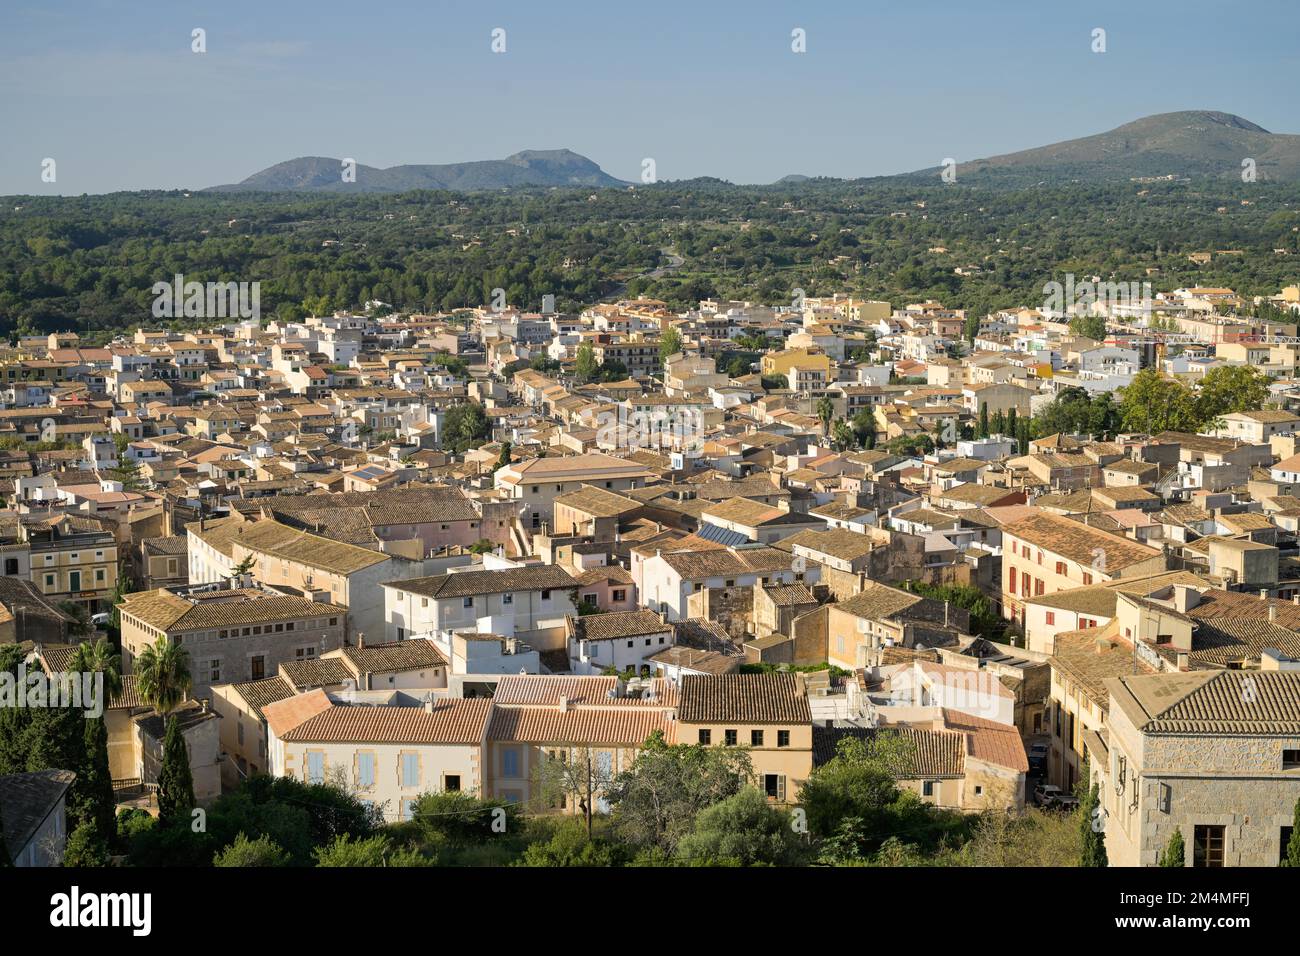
[3,0,1298,195]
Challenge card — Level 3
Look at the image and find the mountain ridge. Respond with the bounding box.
[208,148,629,193]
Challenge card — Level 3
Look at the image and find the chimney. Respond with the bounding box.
[1095,637,1112,655]
[1269,603,1278,623]
[558,695,569,713]
[1261,589,1270,601]
[1176,651,1189,671]
[357,632,365,649]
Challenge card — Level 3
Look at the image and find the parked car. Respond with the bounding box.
[1033,783,1064,807]
[1053,793,1080,812]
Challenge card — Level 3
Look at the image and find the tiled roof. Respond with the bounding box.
[120,588,347,632]
[279,657,354,689]
[391,564,576,600]
[281,698,490,745]
[1112,671,1300,735]
[342,639,446,674]
[487,705,673,746]
[812,725,964,776]
[230,676,296,720]
[262,688,335,739]
[493,675,677,708]
[1002,510,1164,571]
[571,610,669,642]
[677,673,811,724]
[0,769,77,854]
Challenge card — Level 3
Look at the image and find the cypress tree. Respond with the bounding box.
[1158,828,1184,866]
[80,715,117,843]
[156,716,195,829]
[1285,799,1300,867]
[1079,779,1109,867]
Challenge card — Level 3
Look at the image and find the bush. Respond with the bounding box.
[63,820,112,867]
[213,832,292,867]
[314,834,428,867]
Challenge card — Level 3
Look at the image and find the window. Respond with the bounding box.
[45,574,55,588]
[1284,749,1300,770]
[444,774,461,792]
[698,729,712,745]
[204,659,220,683]
[1082,572,1093,586]
[1056,561,1067,575]
[612,589,626,602]
[1035,578,1044,596]
[724,730,738,746]
[922,780,935,797]
[401,799,417,821]
[777,730,790,748]
[501,747,520,777]
[249,656,265,680]
[502,592,513,605]
[751,730,764,747]
[1008,571,1016,596]
[541,590,551,600]
[401,753,420,788]
[68,570,81,592]
[357,752,375,788]
[1193,825,1225,868]
[3,559,16,575]
[463,596,474,608]
[306,751,325,785]
[1045,612,1055,626]
[763,773,786,800]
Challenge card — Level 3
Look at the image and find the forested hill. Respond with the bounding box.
[3,176,1300,339]
[209,149,628,193]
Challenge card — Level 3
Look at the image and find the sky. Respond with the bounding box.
[2,0,1299,195]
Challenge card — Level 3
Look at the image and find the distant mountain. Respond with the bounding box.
[209,149,629,193]
[904,111,1300,183]
[774,174,811,184]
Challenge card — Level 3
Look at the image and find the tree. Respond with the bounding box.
[574,343,598,384]
[1069,315,1107,341]
[799,734,923,858]
[659,326,683,365]
[1077,764,1108,867]
[604,731,753,855]
[62,820,111,867]
[1158,828,1185,867]
[227,553,255,581]
[675,787,806,866]
[1196,365,1270,425]
[816,396,835,438]
[492,440,512,474]
[1283,798,1300,867]
[135,635,192,716]
[156,715,195,829]
[78,708,116,845]
[441,402,491,455]
[1119,368,1198,434]
[213,832,291,867]
[831,420,856,451]
[977,402,989,439]
[533,746,617,839]
[70,637,122,701]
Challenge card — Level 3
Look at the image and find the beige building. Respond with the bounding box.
[1095,670,1300,867]
[676,672,813,803]
[119,586,348,699]
[264,689,491,821]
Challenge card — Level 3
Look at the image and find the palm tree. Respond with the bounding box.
[70,637,123,700]
[816,396,835,438]
[135,636,192,716]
